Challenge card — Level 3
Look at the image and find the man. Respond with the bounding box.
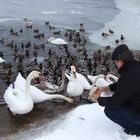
[92,44,140,136]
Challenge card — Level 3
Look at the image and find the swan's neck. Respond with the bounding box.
[89,75,104,95]
[26,75,32,94]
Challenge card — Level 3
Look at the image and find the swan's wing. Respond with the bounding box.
[44,81,59,90]
[30,85,51,103]
[87,75,98,83]
[14,73,26,89]
[4,85,34,115]
[4,87,23,107]
[67,80,84,97]
[47,94,73,103]
[31,84,73,103]
[13,72,57,103]
[95,78,109,87]
[76,73,91,90]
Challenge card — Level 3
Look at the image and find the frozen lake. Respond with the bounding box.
[0,0,119,33]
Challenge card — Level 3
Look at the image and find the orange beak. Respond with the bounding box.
[39,74,46,81]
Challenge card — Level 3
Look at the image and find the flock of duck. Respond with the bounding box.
[102,28,125,45]
[0,19,122,115]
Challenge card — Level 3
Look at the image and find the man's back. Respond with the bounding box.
[119,60,140,115]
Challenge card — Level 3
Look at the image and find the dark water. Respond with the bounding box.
[0,0,119,33]
[0,0,120,139]
[0,98,76,139]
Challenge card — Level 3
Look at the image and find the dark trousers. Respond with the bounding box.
[104,106,140,135]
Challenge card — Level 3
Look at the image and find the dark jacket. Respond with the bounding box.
[98,60,140,115]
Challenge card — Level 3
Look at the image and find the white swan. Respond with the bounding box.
[48,37,68,45]
[65,72,84,97]
[88,73,118,99]
[4,71,40,115]
[14,73,73,103]
[70,65,91,90]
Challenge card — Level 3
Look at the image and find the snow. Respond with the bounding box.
[34,103,139,140]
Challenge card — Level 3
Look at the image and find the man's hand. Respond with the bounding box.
[91,88,101,102]
[98,86,110,93]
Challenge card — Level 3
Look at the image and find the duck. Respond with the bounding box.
[109,28,114,34]
[4,71,40,115]
[35,69,66,94]
[14,73,73,104]
[120,34,125,41]
[70,65,91,90]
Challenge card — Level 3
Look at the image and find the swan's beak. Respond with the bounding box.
[39,74,46,81]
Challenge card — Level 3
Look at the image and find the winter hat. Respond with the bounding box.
[112,44,134,61]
